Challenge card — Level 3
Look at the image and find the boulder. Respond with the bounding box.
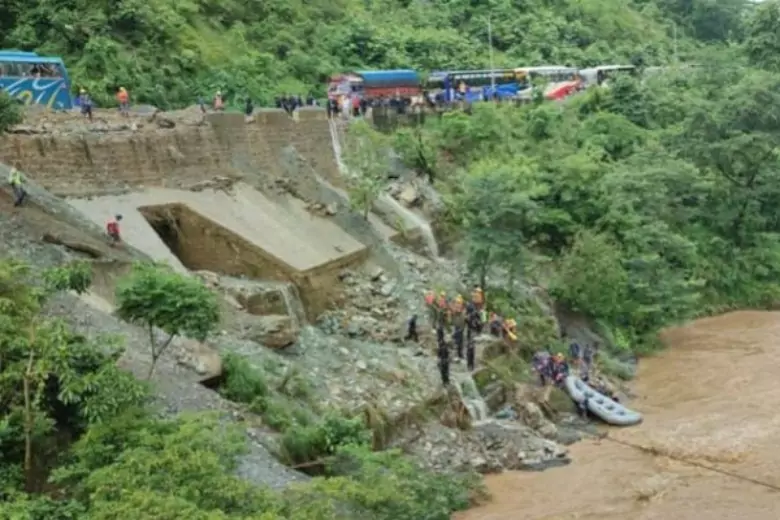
[175,338,222,377]
[398,185,420,207]
[241,315,298,349]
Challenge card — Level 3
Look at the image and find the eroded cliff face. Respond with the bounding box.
[0,108,341,197]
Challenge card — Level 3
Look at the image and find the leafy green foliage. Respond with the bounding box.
[0,258,147,494]
[115,262,219,378]
[342,120,392,219]
[0,90,23,133]
[0,0,725,108]
[43,261,93,295]
[0,262,477,518]
[397,40,780,354]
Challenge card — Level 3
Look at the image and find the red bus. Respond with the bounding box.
[514,66,581,101]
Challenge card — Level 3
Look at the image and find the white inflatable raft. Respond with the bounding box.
[564,376,642,427]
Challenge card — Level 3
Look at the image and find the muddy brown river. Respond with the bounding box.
[457,311,780,520]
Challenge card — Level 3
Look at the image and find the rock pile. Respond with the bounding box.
[399,420,570,475]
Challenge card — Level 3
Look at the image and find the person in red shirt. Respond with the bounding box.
[106,214,123,246]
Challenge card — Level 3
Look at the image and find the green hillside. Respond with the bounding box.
[0,0,746,108]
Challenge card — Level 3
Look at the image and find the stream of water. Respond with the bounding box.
[328,119,440,257]
[454,374,490,423]
[457,311,780,520]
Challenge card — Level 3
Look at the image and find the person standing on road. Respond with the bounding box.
[116,87,129,117]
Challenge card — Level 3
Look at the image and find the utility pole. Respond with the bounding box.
[488,15,496,91]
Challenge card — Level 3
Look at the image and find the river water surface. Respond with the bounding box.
[457,311,780,519]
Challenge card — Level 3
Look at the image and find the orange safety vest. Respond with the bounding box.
[117,90,128,103]
[424,292,435,305]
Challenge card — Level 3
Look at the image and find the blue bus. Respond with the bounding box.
[426,69,527,102]
[0,51,73,109]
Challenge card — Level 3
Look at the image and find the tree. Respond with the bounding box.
[342,120,391,220]
[446,158,544,288]
[744,0,780,71]
[114,263,219,378]
[0,259,146,492]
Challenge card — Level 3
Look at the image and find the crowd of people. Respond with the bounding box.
[404,287,528,386]
[407,285,611,404]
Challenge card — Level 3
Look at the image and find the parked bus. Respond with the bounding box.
[327,70,421,101]
[579,65,636,87]
[0,50,73,109]
[514,66,581,101]
[427,69,525,102]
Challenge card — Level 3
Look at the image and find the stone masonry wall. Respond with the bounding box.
[0,108,341,197]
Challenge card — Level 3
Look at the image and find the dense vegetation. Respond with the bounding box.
[0,260,479,518]
[387,1,780,364]
[2,0,779,516]
[0,0,752,108]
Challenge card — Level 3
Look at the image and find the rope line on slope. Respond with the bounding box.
[576,426,780,493]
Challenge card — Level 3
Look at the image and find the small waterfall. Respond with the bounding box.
[455,375,490,423]
[329,119,440,258]
[276,282,307,329]
[377,193,439,257]
[250,280,307,329]
[329,119,347,173]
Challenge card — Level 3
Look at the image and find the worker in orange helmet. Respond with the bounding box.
[436,291,449,327]
[424,289,436,325]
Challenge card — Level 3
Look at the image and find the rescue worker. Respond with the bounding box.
[404,314,419,342]
[466,334,476,371]
[569,340,582,365]
[451,295,466,361]
[106,214,123,246]
[532,351,552,386]
[550,353,569,386]
[436,291,449,328]
[582,343,594,379]
[503,318,517,341]
[424,289,437,327]
[8,164,26,207]
[488,313,503,336]
[437,323,450,386]
[116,87,129,116]
[471,286,484,311]
[465,301,482,336]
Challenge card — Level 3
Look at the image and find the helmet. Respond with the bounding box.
[80,89,86,94]
[476,287,483,293]
[456,294,463,302]
[439,291,446,296]
[119,87,126,91]
[555,352,564,360]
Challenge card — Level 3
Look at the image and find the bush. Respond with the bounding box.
[277,413,371,467]
[219,353,269,404]
[0,91,23,134]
